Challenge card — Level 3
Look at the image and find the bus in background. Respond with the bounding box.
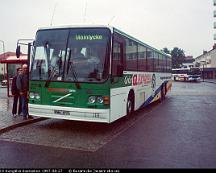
[172,67,201,82]
[16,25,172,123]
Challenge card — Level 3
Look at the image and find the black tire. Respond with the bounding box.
[160,85,165,102]
[126,92,134,117]
[164,83,167,96]
[163,85,166,99]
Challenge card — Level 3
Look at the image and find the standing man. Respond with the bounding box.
[11,67,22,117]
[16,64,32,120]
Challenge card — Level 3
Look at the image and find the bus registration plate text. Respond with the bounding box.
[54,110,70,115]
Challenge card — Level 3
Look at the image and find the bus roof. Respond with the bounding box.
[172,68,190,71]
[172,67,199,70]
[37,25,170,58]
[37,25,113,31]
[113,27,171,57]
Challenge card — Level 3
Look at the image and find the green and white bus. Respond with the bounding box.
[19,25,172,123]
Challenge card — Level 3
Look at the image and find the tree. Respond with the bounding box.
[162,47,186,68]
[171,47,185,68]
[162,47,170,55]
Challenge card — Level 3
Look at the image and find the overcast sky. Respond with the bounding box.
[0,0,214,57]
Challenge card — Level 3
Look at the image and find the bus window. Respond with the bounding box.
[125,39,138,71]
[154,52,159,72]
[138,44,147,71]
[147,49,153,72]
[167,57,171,73]
[112,41,122,76]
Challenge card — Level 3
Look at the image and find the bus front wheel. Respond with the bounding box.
[126,92,134,118]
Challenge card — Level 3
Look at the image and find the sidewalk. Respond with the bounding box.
[0,87,43,134]
[203,79,216,84]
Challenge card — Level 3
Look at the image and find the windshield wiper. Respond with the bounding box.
[44,41,54,88]
[38,66,42,80]
[44,67,56,87]
[66,50,81,89]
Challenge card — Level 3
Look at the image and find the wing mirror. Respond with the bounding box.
[16,45,21,58]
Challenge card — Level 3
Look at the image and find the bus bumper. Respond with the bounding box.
[29,104,110,123]
[188,77,201,81]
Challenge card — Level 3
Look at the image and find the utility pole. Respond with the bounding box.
[0,40,6,80]
[200,61,206,82]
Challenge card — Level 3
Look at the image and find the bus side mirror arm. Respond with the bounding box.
[16,45,21,58]
[16,39,34,58]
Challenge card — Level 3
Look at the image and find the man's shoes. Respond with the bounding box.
[27,115,33,119]
[12,114,17,118]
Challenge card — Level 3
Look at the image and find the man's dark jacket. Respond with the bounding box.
[16,73,28,93]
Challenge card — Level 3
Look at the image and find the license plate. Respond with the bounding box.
[54,110,70,115]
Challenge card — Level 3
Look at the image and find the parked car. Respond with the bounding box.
[1,80,7,87]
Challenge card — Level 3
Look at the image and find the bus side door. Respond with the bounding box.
[110,33,127,122]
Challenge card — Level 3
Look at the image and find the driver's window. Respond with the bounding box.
[31,47,48,80]
[49,49,65,80]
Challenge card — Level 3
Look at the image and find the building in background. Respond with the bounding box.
[213,0,216,52]
[193,0,216,79]
[182,56,195,69]
[195,47,216,79]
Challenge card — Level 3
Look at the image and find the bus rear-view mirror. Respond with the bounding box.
[16,45,21,58]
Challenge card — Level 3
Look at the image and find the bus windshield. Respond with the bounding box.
[30,28,111,82]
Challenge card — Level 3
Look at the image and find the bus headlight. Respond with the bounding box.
[88,96,96,104]
[35,93,41,100]
[29,92,35,99]
[29,92,40,100]
[97,96,104,104]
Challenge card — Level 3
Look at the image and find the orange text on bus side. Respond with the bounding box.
[132,74,151,86]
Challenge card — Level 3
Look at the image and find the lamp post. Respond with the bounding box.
[0,40,5,54]
[0,40,6,80]
[200,60,206,82]
[202,63,205,82]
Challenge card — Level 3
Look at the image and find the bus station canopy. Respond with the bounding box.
[0,53,27,64]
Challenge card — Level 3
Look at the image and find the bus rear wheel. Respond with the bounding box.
[160,84,166,101]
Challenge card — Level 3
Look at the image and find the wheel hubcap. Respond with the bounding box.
[127,100,132,113]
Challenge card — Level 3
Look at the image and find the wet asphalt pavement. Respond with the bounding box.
[0,81,216,168]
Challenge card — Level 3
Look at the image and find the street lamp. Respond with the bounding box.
[0,40,6,80]
[200,60,206,82]
[0,40,5,54]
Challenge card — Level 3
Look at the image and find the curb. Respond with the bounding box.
[203,81,216,84]
[0,117,47,134]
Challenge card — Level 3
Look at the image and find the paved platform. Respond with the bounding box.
[0,87,42,134]
[203,79,216,84]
